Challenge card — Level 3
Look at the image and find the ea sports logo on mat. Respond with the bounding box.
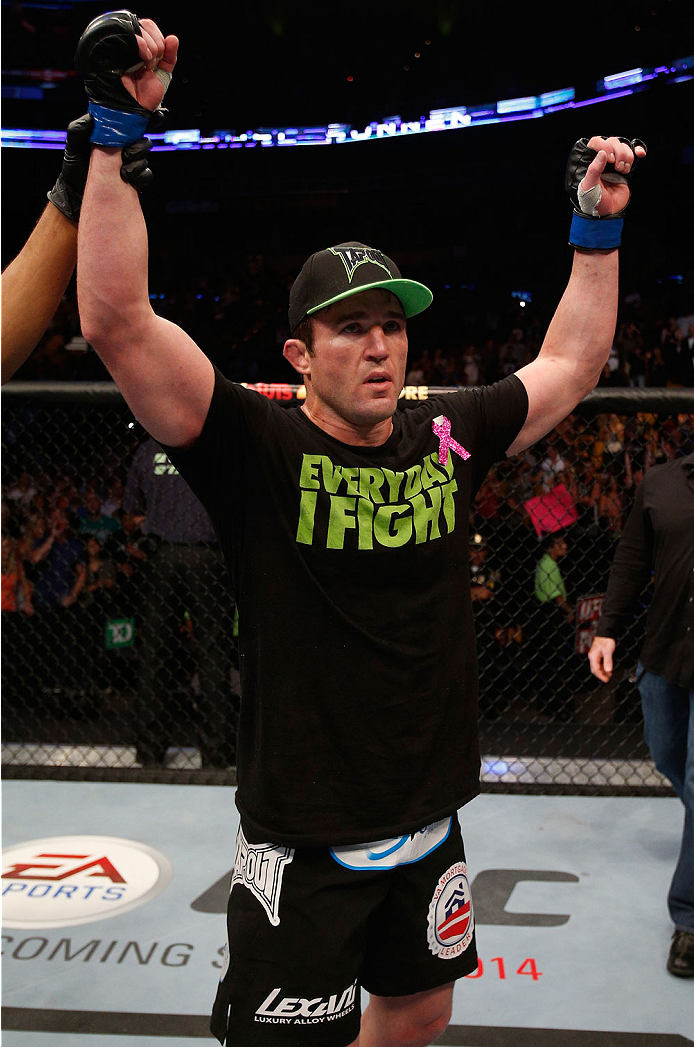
[427,861,474,959]
[1,835,173,928]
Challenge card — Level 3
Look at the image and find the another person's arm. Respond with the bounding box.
[507,136,647,456]
[28,530,56,564]
[2,113,155,384]
[1,206,77,384]
[587,483,652,681]
[19,560,34,616]
[62,562,87,607]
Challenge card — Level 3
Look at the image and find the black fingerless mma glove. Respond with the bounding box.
[565,136,646,250]
[75,9,170,146]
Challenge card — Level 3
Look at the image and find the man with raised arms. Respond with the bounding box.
[75,11,646,1046]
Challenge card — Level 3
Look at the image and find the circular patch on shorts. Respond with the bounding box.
[427,861,474,959]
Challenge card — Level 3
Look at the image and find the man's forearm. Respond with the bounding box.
[541,248,619,392]
[77,146,153,353]
[507,249,618,454]
[1,203,77,383]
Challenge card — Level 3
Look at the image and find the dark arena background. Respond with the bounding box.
[2,2,694,1044]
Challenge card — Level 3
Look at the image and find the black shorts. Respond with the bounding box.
[210,815,477,1046]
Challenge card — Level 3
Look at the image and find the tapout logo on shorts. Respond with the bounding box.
[230,827,294,927]
[1,836,173,929]
[427,861,474,959]
[255,980,357,1025]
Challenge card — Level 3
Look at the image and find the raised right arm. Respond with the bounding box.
[77,146,214,448]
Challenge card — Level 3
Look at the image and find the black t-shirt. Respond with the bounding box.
[165,369,528,845]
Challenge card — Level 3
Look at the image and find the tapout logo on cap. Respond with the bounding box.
[329,246,392,282]
[1,835,173,929]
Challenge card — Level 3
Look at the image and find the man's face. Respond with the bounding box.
[50,510,68,535]
[285,288,408,441]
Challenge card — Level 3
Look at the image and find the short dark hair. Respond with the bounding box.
[291,316,315,354]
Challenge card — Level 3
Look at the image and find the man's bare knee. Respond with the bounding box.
[360,982,454,1047]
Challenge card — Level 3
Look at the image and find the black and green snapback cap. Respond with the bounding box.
[288,241,433,332]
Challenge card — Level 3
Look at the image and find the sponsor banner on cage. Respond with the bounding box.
[1,835,173,928]
[575,593,605,654]
[105,617,136,649]
[237,382,435,402]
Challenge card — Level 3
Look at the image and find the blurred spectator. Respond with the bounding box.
[81,535,116,606]
[123,438,238,769]
[23,508,87,700]
[598,358,629,387]
[17,512,54,573]
[676,311,694,339]
[539,441,567,492]
[105,508,148,609]
[428,346,450,385]
[479,337,500,385]
[2,534,33,615]
[462,343,482,386]
[2,533,34,708]
[498,328,527,375]
[30,509,86,610]
[565,456,600,529]
[469,530,516,718]
[469,532,499,606]
[473,475,501,522]
[616,320,646,387]
[597,466,628,537]
[78,490,119,543]
[665,324,694,387]
[51,471,82,516]
[592,415,626,475]
[534,533,573,623]
[645,344,668,386]
[530,532,575,720]
[76,534,118,699]
[5,471,37,509]
[405,348,431,385]
[101,477,125,518]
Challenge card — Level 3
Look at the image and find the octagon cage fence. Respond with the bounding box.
[2,382,693,794]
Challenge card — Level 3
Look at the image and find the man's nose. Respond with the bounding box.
[365,325,389,356]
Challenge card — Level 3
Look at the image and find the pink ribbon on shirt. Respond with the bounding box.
[432,414,471,466]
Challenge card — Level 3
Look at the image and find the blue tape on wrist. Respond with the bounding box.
[569,212,623,250]
[88,102,150,146]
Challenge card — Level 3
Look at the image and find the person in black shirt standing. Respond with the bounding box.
[74,10,647,1046]
[588,453,694,977]
[124,437,237,768]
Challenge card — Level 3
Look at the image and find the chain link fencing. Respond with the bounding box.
[2,382,693,791]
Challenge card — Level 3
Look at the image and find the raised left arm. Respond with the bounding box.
[507,135,646,457]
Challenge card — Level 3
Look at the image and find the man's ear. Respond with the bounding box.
[283,338,311,376]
